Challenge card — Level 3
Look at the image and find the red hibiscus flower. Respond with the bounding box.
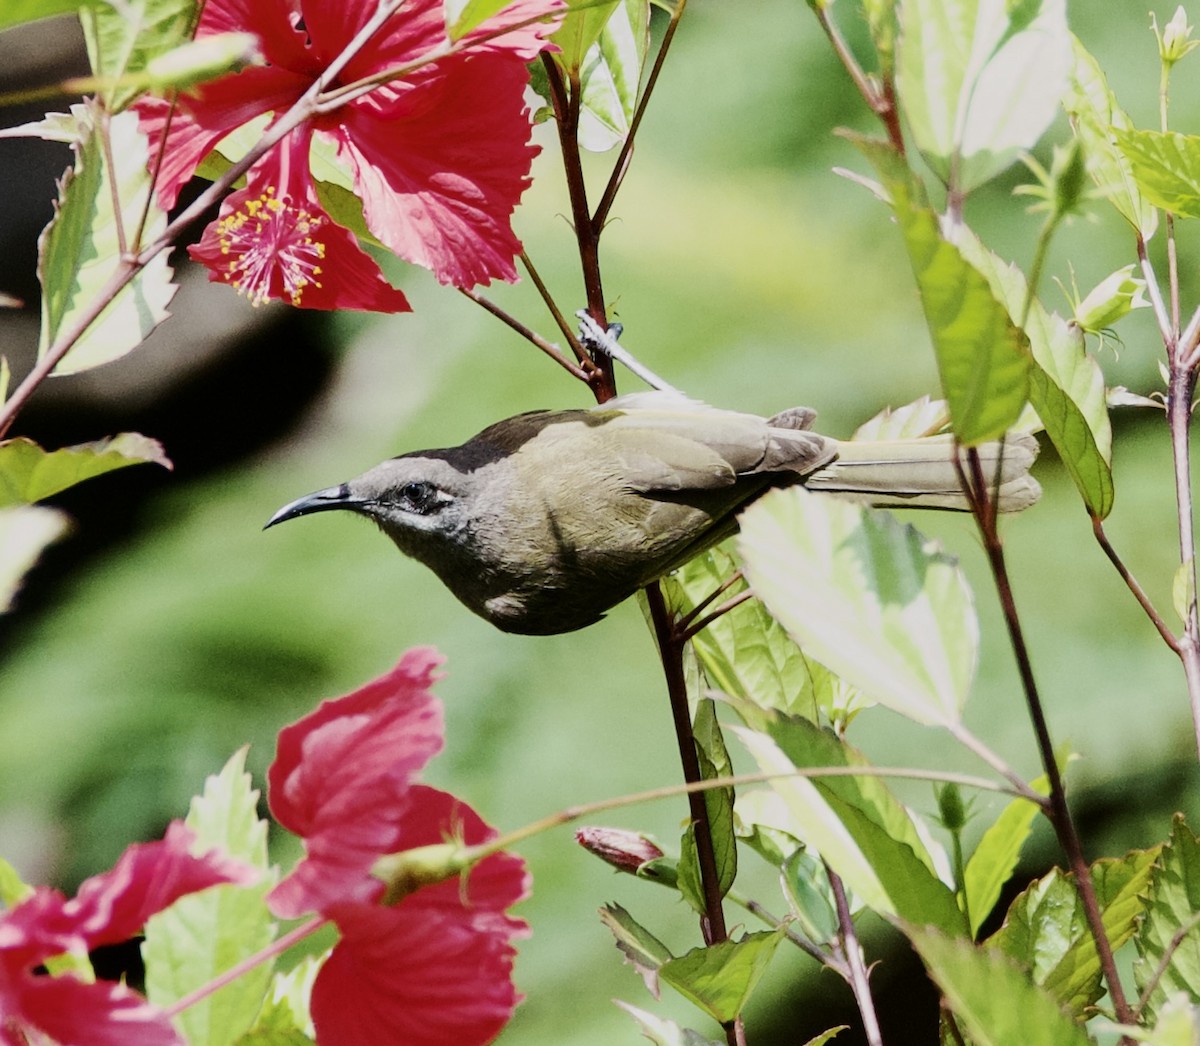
[265,649,531,1046]
[0,822,253,1046]
[139,0,562,311]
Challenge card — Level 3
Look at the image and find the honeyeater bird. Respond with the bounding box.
[265,391,1040,635]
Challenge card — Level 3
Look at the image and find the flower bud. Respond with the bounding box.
[576,827,667,877]
[1073,264,1147,332]
[936,783,967,832]
[1156,6,1200,67]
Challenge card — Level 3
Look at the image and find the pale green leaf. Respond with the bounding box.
[1064,37,1158,238]
[910,926,1095,1046]
[551,0,621,73]
[1174,560,1197,626]
[989,848,1158,1017]
[0,433,170,507]
[954,229,1113,518]
[660,929,784,1024]
[614,1002,725,1046]
[1072,264,1147,333]
[897,0,1070,192]
[144,748,277,1046]
[1114,129,1200,219]
[1111,993,1200,1046]
[963,775,1050,937]
[0,856,33,908]
[1135,816,1200,1025]
[445,0,514,38]
[601,903,673,997]
[38,105,176,374]
[0,505,69,613]
[732,717,966,936]
[737,486,977,727]
[693,698,737,898]
[236,956,321,1044]
[781,846,840,946]
[852,396,950,441]
[852,136,1030,443]
[577,0,650,152]
[0,0,97,31]
[80,0,195,111]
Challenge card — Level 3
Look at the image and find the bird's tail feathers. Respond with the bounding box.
[805,433,1041,513]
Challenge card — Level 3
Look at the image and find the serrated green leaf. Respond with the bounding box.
[577,0,650,152]
[0,433,170,507]
[781,846,840,946]
[693,699,737,899]
[852,396,950,441]
[236,955,321,1045]
[1112,993,1200,1046]
[614,1002,725,1046]
[0,856,33,908]
[0,505,69,613]
[144,748,277,1046]
[38,105,176,374]
[552,0,621,72]
[1114,129,1200,219]
[897,0,1070,193]
[80,0,196,111]
[1174,560,1197,626]
[660,928,784,1024]
[737,486,976,728]
[852,136,1029,443]
[989,847,1158,1018]
[1064,37,1158,238]
[963,774,1050,937]
[910,926,1094,1046]
[954,229,1113,518]
[1135,816,1200,1025]
[601,903,674,997]
[733,717,966,936]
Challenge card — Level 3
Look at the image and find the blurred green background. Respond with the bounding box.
[2,1,1199,1042]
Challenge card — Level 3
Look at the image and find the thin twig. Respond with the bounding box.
[519,250,588,362]
[680,590,755,644]
[1138,236,1176,350]
[732,892,834,967]
[828,863,884,1046]
[1132,908,1200,1019]
[591,0,688,231]
[1092,516,1180,653]
[459,288,590,382]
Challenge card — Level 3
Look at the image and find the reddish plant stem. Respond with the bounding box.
[1091,517,1180,653]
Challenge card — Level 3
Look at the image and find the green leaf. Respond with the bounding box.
[80,0,196,112]
[1174,560,1196,626]
[1135,816,1200,1025]
[445,0,517,38]
[659,928,785,1024]
[614,1002,725,1046]
[0,856,33,908]
[0,433,170,507]
[1114,129,1200,219]
[144,748,277,1046]
[0,0,97,31]
[552,0,622,73]
[601,903,674,997]
[852,396,950,441]
[909,926,1094,1046]
[1114,993,1200,1046]
[954,229,1114,518]
[963,775,1050,937]
[989,848,1158,1017]
[0,505,69,613]
[38,105,176,374]
[737,486,977,728]
[576,0,650,152]
[781,846,840,946]
[733,715,966,936]
[693,698,737,899]
[236,956,321,1044]
[852,137,1030,443]
[897,0,1070,193]
[1064,37,1158,238]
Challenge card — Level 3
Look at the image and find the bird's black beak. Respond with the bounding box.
[264,484,362,530]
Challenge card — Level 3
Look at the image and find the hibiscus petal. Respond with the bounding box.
[334,52,538,288]
[8,976,182,1046]
[266,649,444,917]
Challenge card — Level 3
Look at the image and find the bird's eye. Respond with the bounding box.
[400,481,437,512]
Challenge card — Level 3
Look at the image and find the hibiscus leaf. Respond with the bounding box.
[954,229,1114,518]
[851,135,1030,444]
[987,847,1158,1018]
[737,486,977,728]
[963,773,1050,937]
[600,903,673,998]
[144,748,278,1046]
[1064,37,1158,239]
[80,0,195,112]
[0,506,69,613]
[1113,129,1200,219]
[552,0,622,73]
[237,955,321,1045]
[0,855,34,907]
[909,926,1094,1046]
[614,1002,725,1046]
[38,104,176,374]
[693,698,737,899]
[0,433,170,507]
[896,0,1070,193]
[659,928,785,1024]
[0,0,97,31]
[1134,816,1200,1025]
[576,0,651,152]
